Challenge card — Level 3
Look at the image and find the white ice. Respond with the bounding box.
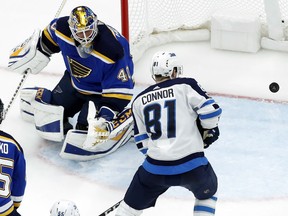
[0,0,288,215]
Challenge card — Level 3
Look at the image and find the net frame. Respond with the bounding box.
[121,0,288,61]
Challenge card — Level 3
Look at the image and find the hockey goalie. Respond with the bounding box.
[7,6,135,161]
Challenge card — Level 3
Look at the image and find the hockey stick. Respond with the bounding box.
[2,69,29,120]
[3,0,68,120]
[98,200,122,216]
[54,0,68,18]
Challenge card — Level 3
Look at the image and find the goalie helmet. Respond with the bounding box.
[151,51,183,79]
[50,200,80,216]
[68,6,98,46]
[0,99,3,124]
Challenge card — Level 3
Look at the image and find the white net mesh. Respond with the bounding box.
[128,0,288,46]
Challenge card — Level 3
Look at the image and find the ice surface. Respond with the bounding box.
[0,0,288,215]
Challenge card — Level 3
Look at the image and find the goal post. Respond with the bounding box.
[121,0,288,61]
[121,0,129,41]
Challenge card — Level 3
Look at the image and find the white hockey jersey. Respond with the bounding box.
[132,77,222,175]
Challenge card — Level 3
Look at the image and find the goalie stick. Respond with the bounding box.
[3,0,67,121]
[98,200,122,216]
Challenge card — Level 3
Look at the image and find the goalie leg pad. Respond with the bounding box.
[20,87,41,122]
[60,124,133,161]
[33,100,64,142]
[20,87,52,122]
[60,107,133,161]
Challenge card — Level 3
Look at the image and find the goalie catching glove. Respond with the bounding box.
[8,29,50,74]
[203,127,220,149]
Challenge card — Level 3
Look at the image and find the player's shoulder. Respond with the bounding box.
[0,130,14,140]
[93,22,125,62]
[172,77,198,86]
[150,77,199,90]
[53,16,71,37]
[133,83,158,102]
[171,77,207,92]
[173,77,209,96]
[0,130,24,153]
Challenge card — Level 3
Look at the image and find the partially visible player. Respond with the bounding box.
[50,200,80,216]
[116,51,222,216]
[0,99,26,216]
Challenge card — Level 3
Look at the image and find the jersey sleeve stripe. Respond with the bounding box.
[200,99,216,108]
[199,108,222,120]
[0,200,13,215]
[134,134,149,143]
[102,93,133,100]
[43,28,58,46]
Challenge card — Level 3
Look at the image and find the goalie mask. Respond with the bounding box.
[50,200,80,216]
[68,6,98,46]
[151,51,183,79]
[0,99,3,124]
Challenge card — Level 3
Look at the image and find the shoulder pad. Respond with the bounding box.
[93,23,124,62]
[55,16,71,38]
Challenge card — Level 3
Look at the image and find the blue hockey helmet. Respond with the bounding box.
[68,6,98,46]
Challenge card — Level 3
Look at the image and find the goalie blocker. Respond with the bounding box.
[20,87,133,160]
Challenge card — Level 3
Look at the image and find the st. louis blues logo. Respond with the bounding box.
[67,56,92,78]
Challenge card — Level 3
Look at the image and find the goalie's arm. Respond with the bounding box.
[38,20,61,57]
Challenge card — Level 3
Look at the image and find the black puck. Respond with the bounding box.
[269,82,279,93]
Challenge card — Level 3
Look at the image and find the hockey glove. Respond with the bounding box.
[87,117,114,143]
[203,127,219,149]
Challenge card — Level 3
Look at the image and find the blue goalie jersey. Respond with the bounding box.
[40,17,134,102]
[0,130,26,215]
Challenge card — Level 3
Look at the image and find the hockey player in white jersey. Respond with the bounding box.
[116,51,222,216]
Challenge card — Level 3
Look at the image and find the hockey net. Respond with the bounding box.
[122,0,288,61]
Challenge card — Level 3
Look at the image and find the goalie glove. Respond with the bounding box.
[8,29,50,74]
[87,117,114,144]
[203,127,220,149]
